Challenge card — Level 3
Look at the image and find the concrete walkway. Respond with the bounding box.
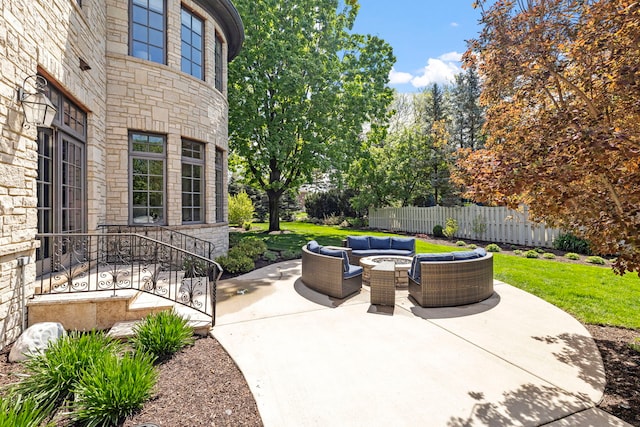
[211,260,631,427]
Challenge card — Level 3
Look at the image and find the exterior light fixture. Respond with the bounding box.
[16,75,57,128]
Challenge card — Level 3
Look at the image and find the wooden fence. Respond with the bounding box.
[369,205,561,248]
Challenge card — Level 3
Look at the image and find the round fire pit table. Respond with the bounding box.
[359,255,413,288]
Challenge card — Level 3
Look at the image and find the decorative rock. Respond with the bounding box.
[8,322,66,362]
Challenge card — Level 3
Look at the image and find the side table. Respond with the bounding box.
[370,261,396,306]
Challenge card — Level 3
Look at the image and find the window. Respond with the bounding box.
[181,140,204,223]
[130,0,165,64]
[214,33,223,92]
[130,132,165,224]
[215,149,224,222]
[181,8,204,79]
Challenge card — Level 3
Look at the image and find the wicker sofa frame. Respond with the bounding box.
[301,245,362,299]
[408,253,494,307]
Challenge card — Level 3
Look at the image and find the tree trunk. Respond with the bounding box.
[267,190,282,232]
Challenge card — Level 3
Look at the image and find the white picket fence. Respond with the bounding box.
[369,205,561,248]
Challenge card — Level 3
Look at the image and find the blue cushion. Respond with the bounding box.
[369,236,391,249]
[409,253,455,279]
[307,240,320,253]
[347,236,370,250]
[474,248,487,257]
[391,237,415,251]
[343,264,363,279]
[452,251,481,261]
[319,247,349,272]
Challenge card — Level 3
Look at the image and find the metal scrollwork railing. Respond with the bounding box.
[35,232,223,325]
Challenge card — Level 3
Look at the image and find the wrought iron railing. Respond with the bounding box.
[97,224,216,261]
[35,233,223,325]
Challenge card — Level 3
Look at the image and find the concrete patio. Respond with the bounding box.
[211,260,631,427]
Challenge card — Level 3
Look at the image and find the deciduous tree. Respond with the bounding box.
[456,0,640,274]
[228,0,394,231]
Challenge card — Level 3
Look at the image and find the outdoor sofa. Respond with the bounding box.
[342,235,416,263]
[408,248,494,307]
[301,241,363,298]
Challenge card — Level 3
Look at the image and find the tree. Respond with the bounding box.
[228,0,394,231]
[456,0,640,274]
[450,64,485,150]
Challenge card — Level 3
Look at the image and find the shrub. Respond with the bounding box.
[72,351,157,426]
[535,247,545,253]
[322,214,344,226]
[304,189,359,220]
[215,254,254,274]
[130,310,194,361]
[0,395,52,427]
[542,252,556,259]
[468,244,477,249]
[281,249,301,260]
[553,233,591,255]
[443,218,459,239]
[586,256,606,265]
[346,217,368,229]
[565,252,581,260]
[514,250,523,256]
[228,232,243,248]
[433,225,444,238]
[485,243,501,252]
[228,191,255,226]
[525,250,540,258]
[234,237,267,260]
[14,331,123,410]
[263,250,279,262]
[456,240,466,247]
[243,221,252,231]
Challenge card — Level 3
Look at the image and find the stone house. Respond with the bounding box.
[0,0,244,350]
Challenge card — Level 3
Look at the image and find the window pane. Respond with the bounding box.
[149,46,163,63]
[149,11,163,30]
[133,23,148,43]
[192,19,202,35]
[133,5,148,25]
[149,29,163,47]
[181,42,191,59]
[132,41,149,60]
[148,0,163,13]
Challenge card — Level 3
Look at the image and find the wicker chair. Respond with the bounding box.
[301,245,362,299]
[408,253,494,307]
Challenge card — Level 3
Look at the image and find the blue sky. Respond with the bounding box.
[350,0,486,92]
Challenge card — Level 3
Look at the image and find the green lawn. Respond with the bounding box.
[236,222,640,330]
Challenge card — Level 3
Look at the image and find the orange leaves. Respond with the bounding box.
[460,0,640,274]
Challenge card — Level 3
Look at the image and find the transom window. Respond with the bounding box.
[130,132,165,224]
[181,8,204,79]
[181,140,205,223]
[130,0,165,64]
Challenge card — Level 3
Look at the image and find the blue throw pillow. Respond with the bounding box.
[474,248,487,257]
[369,236,391,249]
[347,236,370,250]
[452,251,480,261]
[307,240,320,253]
[319,247,350,272]
[391,237,415,251]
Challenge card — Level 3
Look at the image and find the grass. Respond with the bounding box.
[236,222,640,330]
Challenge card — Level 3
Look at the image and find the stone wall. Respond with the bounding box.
[0,0,235,350]
[0,0,107,350]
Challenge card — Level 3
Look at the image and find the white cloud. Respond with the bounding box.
[438,51,463,62]
[388,51,463,89]
[410,57,461,87]
[388,68,413,84]
[450,22,459,27]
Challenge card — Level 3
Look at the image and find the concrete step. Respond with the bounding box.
[107,317,211,341]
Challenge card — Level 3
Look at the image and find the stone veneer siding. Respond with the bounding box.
[0,0,241,350]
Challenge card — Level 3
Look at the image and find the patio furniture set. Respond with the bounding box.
[301,235,494,308]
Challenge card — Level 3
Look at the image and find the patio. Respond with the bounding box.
[211,259,631,427]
